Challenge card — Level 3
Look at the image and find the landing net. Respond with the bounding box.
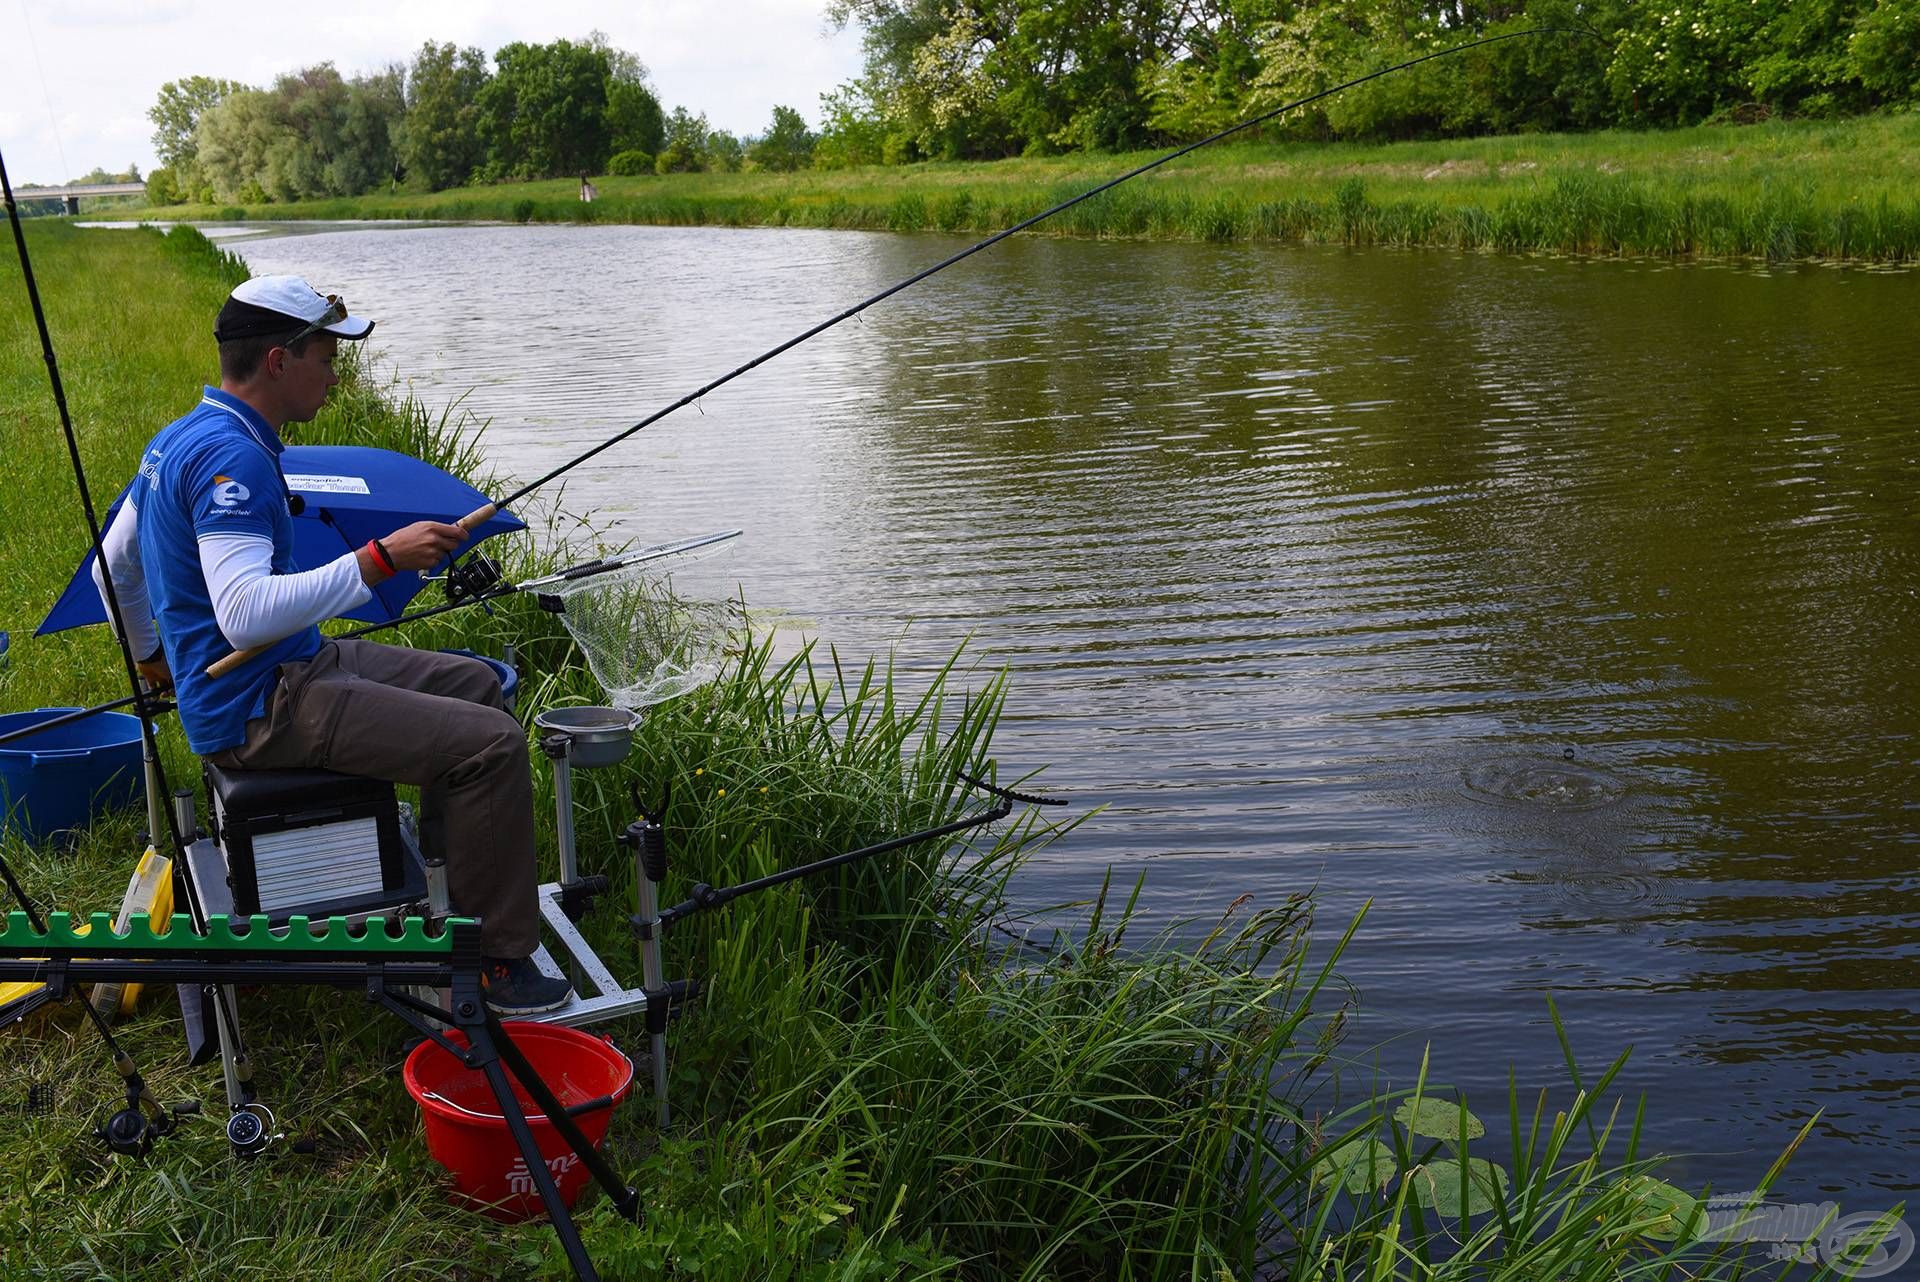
[545,535,740,710]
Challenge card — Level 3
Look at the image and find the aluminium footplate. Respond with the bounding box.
[522,880,650,1027]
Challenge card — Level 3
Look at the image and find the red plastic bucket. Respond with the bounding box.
[403,1022,634,1221]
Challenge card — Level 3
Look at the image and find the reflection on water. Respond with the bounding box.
[233,224,1920,1204]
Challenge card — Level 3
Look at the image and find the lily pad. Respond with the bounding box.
[1620,1175,1704,1242]
[1393,1097,1485,1142]
[1312,1137,1398,1194]
[1410,1158,1510,1217]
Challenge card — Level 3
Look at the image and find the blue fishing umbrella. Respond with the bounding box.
[37,445,524,636]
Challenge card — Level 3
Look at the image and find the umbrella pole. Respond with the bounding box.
[143,717,166,859]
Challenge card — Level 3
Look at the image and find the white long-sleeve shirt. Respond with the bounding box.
[94,492,372,656]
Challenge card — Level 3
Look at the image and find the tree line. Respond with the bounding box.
[818,0,1920,162]
[147,34,819,205]
[147,2,1920,204]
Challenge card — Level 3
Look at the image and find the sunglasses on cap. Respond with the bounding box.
[277,294,349,350]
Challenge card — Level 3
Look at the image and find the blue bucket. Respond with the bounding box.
[436,650,519,715]
[0,708,144,844]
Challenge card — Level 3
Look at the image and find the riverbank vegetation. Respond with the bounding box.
[136,113,1920,261]
[134,1,1920,211]
[0,224,1882,1277]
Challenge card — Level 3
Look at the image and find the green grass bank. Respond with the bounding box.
[128,115,1920,263]
[0,224,1885,1279]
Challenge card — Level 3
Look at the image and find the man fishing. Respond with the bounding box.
[92,274,572,1016]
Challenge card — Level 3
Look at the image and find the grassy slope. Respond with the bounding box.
[129,114,1920,261]
[0,225,1838,1281]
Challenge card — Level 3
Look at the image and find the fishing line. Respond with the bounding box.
[2,145,252,1131]
[457,25,1596,531]
[15,0,72,185]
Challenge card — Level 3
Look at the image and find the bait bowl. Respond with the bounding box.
[531,706,641,769]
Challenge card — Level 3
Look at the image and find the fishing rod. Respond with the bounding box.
[650,769,1067,935]
[206,530,740,677]
[0,692,172,751]
[448,25,1593,534]
[202,25,1591,679]
[1,145,237,1154]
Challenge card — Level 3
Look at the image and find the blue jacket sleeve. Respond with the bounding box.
[184,444,280,542]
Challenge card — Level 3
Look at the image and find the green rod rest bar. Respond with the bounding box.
[0,911,473,957]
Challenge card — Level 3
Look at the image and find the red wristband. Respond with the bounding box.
[367,538,395,574]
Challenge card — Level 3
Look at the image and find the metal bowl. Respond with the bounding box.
[532,706,641,769]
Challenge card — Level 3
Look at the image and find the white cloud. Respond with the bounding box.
[0,0,864,183]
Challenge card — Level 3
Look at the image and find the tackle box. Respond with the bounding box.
[202,761,423,920]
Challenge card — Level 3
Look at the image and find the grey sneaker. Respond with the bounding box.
[481,955,573,1015]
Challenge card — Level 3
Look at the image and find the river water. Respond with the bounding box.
[226,222,1918,1214]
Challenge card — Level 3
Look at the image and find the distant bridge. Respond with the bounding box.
[11,182,146,214]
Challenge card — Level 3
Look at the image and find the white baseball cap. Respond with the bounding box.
[214,274,374,342]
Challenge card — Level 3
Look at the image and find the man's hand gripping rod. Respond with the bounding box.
[204,506,497,678]
[206,527,740,678]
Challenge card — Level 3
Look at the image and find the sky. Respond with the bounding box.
[0,0,869,185]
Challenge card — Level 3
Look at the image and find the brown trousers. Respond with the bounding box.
[208,639,539,957]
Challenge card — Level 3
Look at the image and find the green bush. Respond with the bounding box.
[1850,0,1920,100]
[143,167,181,207]
[511,197,536,222]
[608,149,654,176]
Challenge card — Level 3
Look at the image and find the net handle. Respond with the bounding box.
[524,529,742,593]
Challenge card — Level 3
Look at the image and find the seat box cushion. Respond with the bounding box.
[204,761,393,820]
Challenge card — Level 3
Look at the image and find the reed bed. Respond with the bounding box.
[122,114,1920,262]
[0,223,1880,1279]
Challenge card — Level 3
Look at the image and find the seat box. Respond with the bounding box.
[203,762,422,920]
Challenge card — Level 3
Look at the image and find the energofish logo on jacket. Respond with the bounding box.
[211,475,251,509]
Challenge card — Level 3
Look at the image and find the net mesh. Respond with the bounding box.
[547,542,739,710]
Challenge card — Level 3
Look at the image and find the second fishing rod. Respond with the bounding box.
[208,25,1591,677]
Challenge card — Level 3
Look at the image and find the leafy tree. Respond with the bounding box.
[1467,0,1621,133]
[655,107,710,173]
[260,64,352,201]
[193,88,281,201]
[706,128,746,172]
[749,105,816,171]
[831,0,1274,156]
[404,42,490,190]
[335,67,406,193]
[590,31,667,156]
[477,38,613,179]
[144,167,181,205]
[1746,0,1871,114]
[608,79,666,156]
[148,75,248,190]
[1605,0,1772,123]
[1251,1,1474,140]
[813,83,889,167]
[827,0,1011,158]
[1848,0,1920,101]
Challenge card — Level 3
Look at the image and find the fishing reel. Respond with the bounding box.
[225,1103,283,1160]
[93,1084,200,1158]
[442,551,504,606]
